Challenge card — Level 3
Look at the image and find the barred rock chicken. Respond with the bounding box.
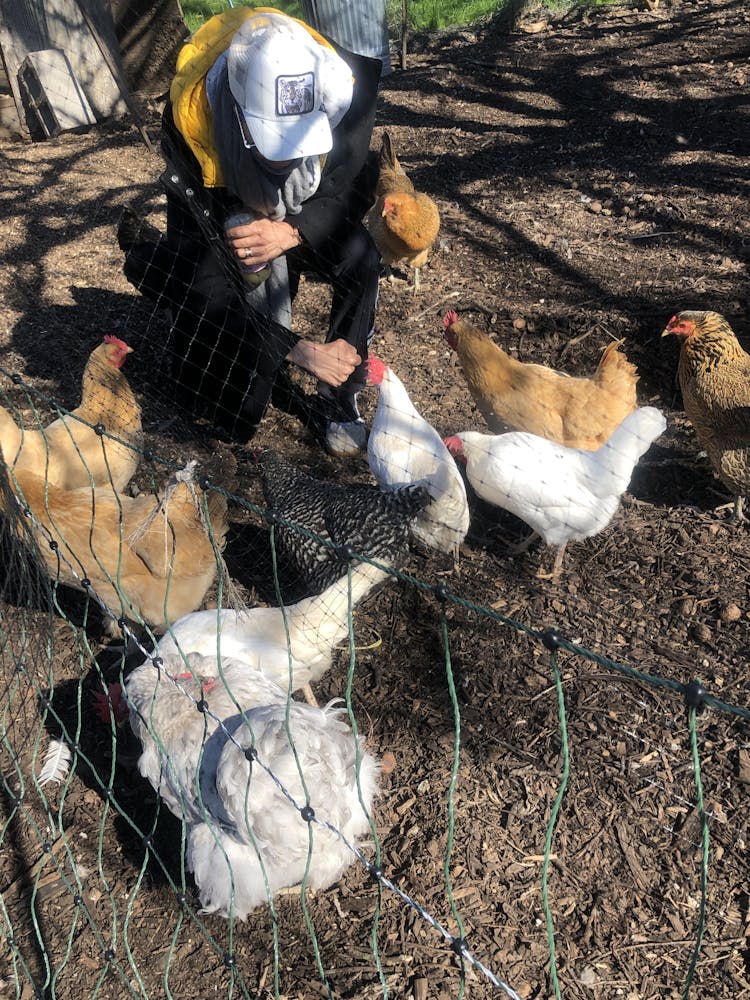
[366,132,441,291]
[662,310,750,520]
[150,559,390,705]
[367,357,469,564]
[445,406,666,580]
[126,651,379,918]
[4,461,228,630]
[0,336,142,492]
[443,311,639,449]
[257,448,430,596]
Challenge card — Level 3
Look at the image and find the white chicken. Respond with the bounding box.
[150,560,390,704]
[366,357,469,562]
[125,651,379,919]
[444,406,666,580]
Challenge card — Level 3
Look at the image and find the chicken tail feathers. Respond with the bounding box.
[593,340,639,400]
[380,131,398,171]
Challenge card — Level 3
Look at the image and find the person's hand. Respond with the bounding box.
[225,218,301,267]
[287,340,361,388]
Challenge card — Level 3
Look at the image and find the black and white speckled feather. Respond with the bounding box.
[257,449,430,594]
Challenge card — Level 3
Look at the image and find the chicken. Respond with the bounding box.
[256,448,430,596]
[444,406,666,580]
[3,461,228,630]
[366,357,469,563]
[662,310,750,520]
[0,336,142,492]
[150,559,389,702]
[125,651,379,918]
[366,132,441,291]
[442,311,639,449]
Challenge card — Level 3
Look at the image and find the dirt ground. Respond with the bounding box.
[1,0,750,997]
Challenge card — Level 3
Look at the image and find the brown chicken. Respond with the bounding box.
[0,336,142,493]
[366,131,440,290]
[662,310,750,519]
[4,461,228,630]
[443,311,639,449]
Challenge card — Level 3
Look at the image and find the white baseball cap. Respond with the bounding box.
[227,12,348,162]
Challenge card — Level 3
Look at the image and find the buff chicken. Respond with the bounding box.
[0,335,142,492]
[445,406,666,580]
[257,448,430,597]
[366,131,440,291]
[366,357,469,564]
[3,460,228,630]
[662,310,750,520]
[125,651,379,918]
[443,311,639,449]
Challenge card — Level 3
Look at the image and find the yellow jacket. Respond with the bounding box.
[170,8,333,188]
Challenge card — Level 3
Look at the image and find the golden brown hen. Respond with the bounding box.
[662,310,750,519]
[443,311,639,449]
[366,132,440,290]
[4,461,228,630]
[0,336,142,492]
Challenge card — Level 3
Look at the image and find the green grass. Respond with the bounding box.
[180,0,621,39]
[181,0,304,36]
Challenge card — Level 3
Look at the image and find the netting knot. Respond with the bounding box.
[339,543,357,561]
[48,539,58,552]
[117,618,128,631]
[142,834,152,848]
[300,805,315,822]
[683,679,706,710]
[175,891,186,906]
[196,698,208,714]
[93,422,106,436]
[152,657,163,669]
[80,578,91,588]
[367,863,384,883]
[73,894,84,906]
[244,746,258,762]
[450,936,468,957]
[433,583,451,603]
[265,509,279,526]
[10,372,22,384]
[143,447,155,463]
[222,952,235,968]
[540,628,565,650]
[103,948,115,962]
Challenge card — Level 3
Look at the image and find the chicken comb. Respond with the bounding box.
[443,435,464,457]
[366,356,388,386]
[103,334,133,352]
[443,310,458,328]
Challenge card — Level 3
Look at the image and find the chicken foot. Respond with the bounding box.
[536,541,567,583]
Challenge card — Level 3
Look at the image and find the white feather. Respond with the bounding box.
[38,739,72,786]
[452,406,667,546]
[125,652,379,918]
[367,362,469,554]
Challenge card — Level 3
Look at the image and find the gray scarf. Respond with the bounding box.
[211,64,321,326]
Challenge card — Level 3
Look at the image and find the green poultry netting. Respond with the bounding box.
[0,385,748,998]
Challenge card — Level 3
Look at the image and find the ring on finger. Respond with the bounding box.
[243,248,253,260]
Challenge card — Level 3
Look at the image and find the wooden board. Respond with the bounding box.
[0,0,127,134]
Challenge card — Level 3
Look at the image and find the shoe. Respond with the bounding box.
[325,418,368,457]
[117,207,163,253]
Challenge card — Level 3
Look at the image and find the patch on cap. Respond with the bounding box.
[276,73,315,116]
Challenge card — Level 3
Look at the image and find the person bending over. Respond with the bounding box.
[119,7,382,455]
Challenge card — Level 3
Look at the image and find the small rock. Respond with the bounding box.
[380,751,397,774]
[590,200,603,214]
[693,623,713,643]
[679,597,697,617]
[720,603,741,623]
[512,317,526,330]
